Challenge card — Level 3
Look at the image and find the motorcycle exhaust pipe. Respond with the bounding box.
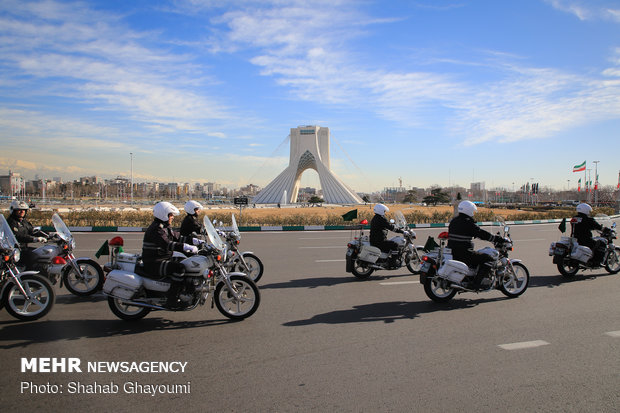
[108,295,166,310]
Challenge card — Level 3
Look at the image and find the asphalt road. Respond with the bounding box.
[2,220,620,412]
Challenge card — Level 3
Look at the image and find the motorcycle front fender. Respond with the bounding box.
[240,251,255,256]
[0,270,42,298]
[509,259,523,265]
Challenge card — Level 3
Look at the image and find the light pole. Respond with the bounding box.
[130,152,134,206]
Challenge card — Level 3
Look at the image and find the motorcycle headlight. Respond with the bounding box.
[13,248,20,263]
[71,239,76,250]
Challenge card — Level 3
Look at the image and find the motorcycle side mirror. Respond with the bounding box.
[613,222,617,229]
[504,226,510,234]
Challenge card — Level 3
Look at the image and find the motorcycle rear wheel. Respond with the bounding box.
[3,274,55,321]
[108,297,151,321]
[405,246,426,274]
[63,259,104,296]
[499,262,529,298]
[604,247,620,274]
[424,276,457,303]
[215,275,260,320]
[557,257,579,277]
[351,259,374,279]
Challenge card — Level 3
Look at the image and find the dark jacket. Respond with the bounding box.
[370,214,396,247]
[572,213,602,248]
[142,219,189,265]
[180,214,202,237]
[447,213,495,261]
[7,214,37,245]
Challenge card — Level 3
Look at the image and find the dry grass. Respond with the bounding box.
[14,203,614,227]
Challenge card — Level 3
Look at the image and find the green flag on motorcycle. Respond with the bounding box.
[558,217,567,234]
[423,236,439,251]
[95,240,109,258]
[341,209,358,221]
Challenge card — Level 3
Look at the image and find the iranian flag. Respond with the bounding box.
[573,161,586,172]
[617,171,620,189]
[578,178,581,192]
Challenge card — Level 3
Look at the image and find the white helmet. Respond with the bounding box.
[184,200,204,215]
[457,200,477,217]
[10,200,29,214]
[576,203,592,216]
[374,204,389,216]
[153,202,180,221]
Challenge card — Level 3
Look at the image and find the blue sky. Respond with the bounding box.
[1,0,619,193]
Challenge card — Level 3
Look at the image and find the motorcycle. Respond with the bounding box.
[21,213,104,296]
[419,219,529,303]
[0,215,55,320]
[549,214,620,277]
[102,215,260,321]
[216,214,264,282]
[345,210,425,279]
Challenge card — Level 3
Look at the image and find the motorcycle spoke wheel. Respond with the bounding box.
[63,259,104,296]
[107,297,150,321]
[4,275,55,321]
[499,262,529,298]
[351,259,374,279]
[423,276,456,303]
[557,257,579,277]
[406,246,425,274]
[604,247,620,274]
[236,253,264,283]
[215,275,260,320]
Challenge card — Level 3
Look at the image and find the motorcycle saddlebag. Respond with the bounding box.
[103,270,141,300]
[437,260,470,283]
[358,245,381,263]
[570,246,593,264]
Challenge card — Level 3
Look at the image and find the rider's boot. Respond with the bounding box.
[165,272,186,309]
[471,262,493,290]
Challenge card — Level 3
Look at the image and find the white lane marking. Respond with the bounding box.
[512,238,547,242]
[498,340,550,350]
[315,259,346,262]
[300,237,350,240]
[605,331,620,338]
[379,281,420,285]
[300,246,345,249]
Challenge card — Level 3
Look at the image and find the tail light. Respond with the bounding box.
[207,270,214,278]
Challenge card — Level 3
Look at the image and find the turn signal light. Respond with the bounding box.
[3,255,9,262]
[216,255,222,261]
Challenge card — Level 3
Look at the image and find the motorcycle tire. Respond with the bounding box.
[405,246,426,274]
[557,257,579,277]
[63,259,105,296]
[351,259,374,279]
[3,274,55,321]
[215,275,260,320]
[107,297,151,321]
[423,275,457,303]
[499,262,529,298]
[604,246,620,274]
[236,253,264,283]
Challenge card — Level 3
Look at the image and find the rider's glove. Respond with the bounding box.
[35,237,47,243]
[192,237,205,246]
[183,244,199,254]
[493,235,504,244]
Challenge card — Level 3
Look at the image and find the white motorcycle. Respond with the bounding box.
[103,216,260,321]
[420,219,529,303]
[216,214,264,282]
[0,215,55,321]
[345,211,425,279]
[22,213,104,296]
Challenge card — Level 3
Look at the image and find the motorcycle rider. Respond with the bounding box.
[572,203,604,265]
[180,200,204,237]
[142,202,202,308]
[370,204,402,265]
[6,200,47,267]
[448,200,504,290]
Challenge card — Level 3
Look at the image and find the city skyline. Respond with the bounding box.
[1,1,619,192]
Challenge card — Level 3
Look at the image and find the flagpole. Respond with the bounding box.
[593,160,599,206]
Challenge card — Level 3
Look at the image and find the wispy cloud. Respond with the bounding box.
[544,0,620,22]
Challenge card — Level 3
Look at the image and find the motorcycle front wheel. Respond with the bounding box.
[3,274,55,321]
[63,259,104,296]
[424,276,457,303]
[604,247,620,274]
[351,258,374,279]
[499,262,529,298]
[405,246,426,274]
[557,257,579,277]
[215,275,260,320]
[108,297,151,321]
[235,253,264,283]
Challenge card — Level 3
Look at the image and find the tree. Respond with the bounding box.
[423,188,450,206]
[308,196,324,204]
[403,190,417,203]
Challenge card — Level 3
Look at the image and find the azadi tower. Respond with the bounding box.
[253,126,363,204]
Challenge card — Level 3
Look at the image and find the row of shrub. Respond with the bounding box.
[14,207,615,227]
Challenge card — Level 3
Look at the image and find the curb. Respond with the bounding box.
[41,215,620,233]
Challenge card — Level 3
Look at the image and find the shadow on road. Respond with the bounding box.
[55,293,107,305]
[528,270,617,289]
[260,272,417,290]
[283,297,504,326]
[0,317,231,349]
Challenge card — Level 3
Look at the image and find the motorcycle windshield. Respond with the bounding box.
[0,214,19,250]
[52,213,73,243]
[231,214,241,237]
[203,216,226,251]
[394,211,407,228]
